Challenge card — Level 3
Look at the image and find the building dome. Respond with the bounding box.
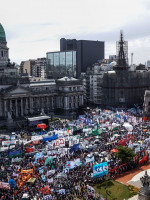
[0,23,6,42]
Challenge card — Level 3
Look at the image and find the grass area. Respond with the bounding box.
[94,180,139,200]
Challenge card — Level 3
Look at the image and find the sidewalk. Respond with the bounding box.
[115,162,150,186]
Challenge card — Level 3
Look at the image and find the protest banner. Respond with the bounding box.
[0,182,10,190]
[55,138,65,148]
[2,140,16,146]
[21,169,33,174]
[93,162,108,178]
[9,150,21,158]
[43,134,57,142]
[31,135,42,140]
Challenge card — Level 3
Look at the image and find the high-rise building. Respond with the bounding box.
[147,60,150,68]
[46,50,76,79]
[60,38,104,77]
[20,60,35,76]
[31,58,46,79]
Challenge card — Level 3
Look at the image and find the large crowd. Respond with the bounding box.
[0,108,150,200]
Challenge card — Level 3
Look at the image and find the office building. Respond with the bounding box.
[147,60,150,68]
[46,50,76,79]
[60,38,104,77]
[31,58,46,79]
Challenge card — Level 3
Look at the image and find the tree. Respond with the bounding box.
[115,145,136,163]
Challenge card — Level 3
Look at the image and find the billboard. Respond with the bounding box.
[93,162,108,178]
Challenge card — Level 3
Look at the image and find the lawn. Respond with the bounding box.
[94,180,139,200]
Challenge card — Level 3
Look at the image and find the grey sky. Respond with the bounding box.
[0,0,150,64]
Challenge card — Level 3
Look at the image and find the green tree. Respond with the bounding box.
[115,145,136,163]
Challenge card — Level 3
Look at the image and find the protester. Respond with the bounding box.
[0,107,149,199]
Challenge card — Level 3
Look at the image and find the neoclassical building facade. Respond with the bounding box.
[0,77,84,119]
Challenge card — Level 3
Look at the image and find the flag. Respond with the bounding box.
[66,161,75,169]
[8,179,17,189]
[70,144,79,152]
[86,156,94,163]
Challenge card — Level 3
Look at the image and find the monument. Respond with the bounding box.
[138,171,150,200]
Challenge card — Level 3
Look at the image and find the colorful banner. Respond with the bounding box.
[2,140,16,146]
[9,150,21,158]
[43,134,57,142]
[93,162,108,178]
[21,169,33,174]
[55,138,65,148]
[69,136,80,147]
[31,135,42,140]
[0,182,10,190]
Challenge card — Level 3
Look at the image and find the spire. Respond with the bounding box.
[117,31,127,67]
[113,31,129,70]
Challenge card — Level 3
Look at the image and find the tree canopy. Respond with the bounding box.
[115,145,136,163]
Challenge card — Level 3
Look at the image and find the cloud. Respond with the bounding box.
[0,0,149,64]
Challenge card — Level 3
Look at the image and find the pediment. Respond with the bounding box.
[8,87,31,95]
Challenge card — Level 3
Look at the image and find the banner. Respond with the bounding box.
[9,150,21,158]
[93,162,108,178]
[87,185,95,197]
[55,138,65,148]
[43,134,57,142]
[69,136,80,147]
[32,140,40,145]
[21,169,33,174]
[0,182,10,190]
[31,136,42,140]
[2,140,16,146]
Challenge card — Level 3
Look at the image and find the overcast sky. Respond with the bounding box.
[0,0,150,65]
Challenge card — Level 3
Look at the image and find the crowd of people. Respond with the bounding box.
[0,108,150,200]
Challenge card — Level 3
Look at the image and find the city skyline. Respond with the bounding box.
[0,0,150,65]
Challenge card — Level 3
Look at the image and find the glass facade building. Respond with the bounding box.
[46,50,76,79]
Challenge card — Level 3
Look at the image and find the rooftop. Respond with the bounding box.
[0,23,6,42]
[58,77,78,81]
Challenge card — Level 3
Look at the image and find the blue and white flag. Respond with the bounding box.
[86,156,94,164]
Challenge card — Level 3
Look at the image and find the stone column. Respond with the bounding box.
[46,96,49,108]
[10,99,12,115]
[4,99,7,117]
[25,98,29,115]
[21,98,23,116]
[51,97,54,110]
[64,96,69,110]
[81,95,84,105]
[29,97,33,114]
[0,98,2,117]
[15,99,18,117]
